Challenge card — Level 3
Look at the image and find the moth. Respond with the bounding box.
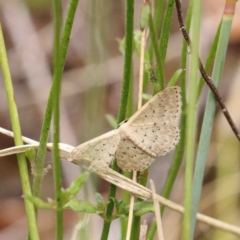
[68,86,182,172]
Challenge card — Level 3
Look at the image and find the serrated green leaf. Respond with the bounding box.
[167,69,185,87]
[62,172,89,203]
[65,199,96,213]
[25,148,36,164]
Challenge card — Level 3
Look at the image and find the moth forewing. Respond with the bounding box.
[68,129,120,173]
[118,86,182,158]
[116,130,155,172]
[126,86,181,126]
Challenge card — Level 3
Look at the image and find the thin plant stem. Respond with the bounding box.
[121,72,134,240]
[148,12,164,91]
[129,27,146,240]
[0,25,40,240]
[182,1,201,239]
[139,221,148,240]
[130,169,148,240]
[126,171,137,240]
[101,0,134,239]
[116,0,134,125]
[130,170,148,240]
[52,0,63,239]
[148,0,164,63]
[138,30,145,110]
[150,180,164,240]
[158,0,175,64]
[32,0,80,201]
[153,0,163,37]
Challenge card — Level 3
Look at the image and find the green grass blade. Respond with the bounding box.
[158,0,175,63]
[197,23,221,99]
[148,0,164,64]
[167,69,185,87]
[148,11,164,91]
[182,1,201,239]
[190,9,234,239]
[121,72,134,240]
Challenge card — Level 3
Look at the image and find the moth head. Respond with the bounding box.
[117,119,128,128]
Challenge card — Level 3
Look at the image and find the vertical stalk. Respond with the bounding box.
[158,0,175,63]
[0,25,39,240]
[182,1,201,239]
[52,0,63,239]
[148,12,164,91]
[32,0,79,201]
[101,0,134,239]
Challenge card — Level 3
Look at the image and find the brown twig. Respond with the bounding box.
[175,0,240,141]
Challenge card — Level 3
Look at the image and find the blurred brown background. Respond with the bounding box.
[0,0,240,239]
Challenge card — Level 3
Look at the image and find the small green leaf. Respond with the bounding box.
[117,37,126,55]
[114,199,124,211]
[25,148,36,164]
[140,4,150,30]
[142,93,152,101]
[95,193,104,204]
[105,114,118,129]
[167,69,185,87]
[95,193,106,212]
[134,202,154,216]
[62,172,89,203]
[65,199,96,213]
[95,209,105,215]
[25,195,55,210]
[133,30,141,56]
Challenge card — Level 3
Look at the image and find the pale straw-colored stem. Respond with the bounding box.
[126,28,146,240]
[126,171,137,240]
[150,179,164,240]
[139,220,148,240]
